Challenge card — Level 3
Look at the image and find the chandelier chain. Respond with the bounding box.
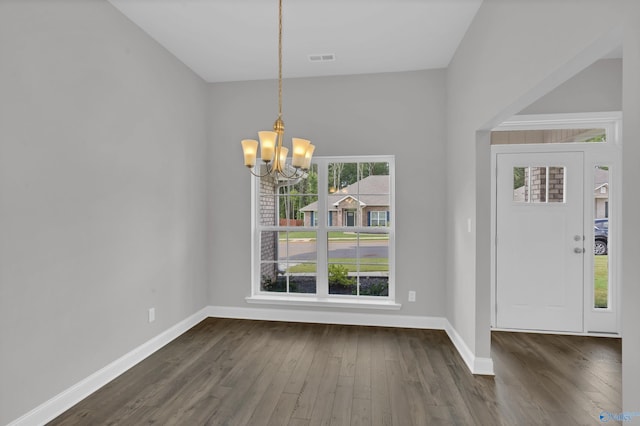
[278,0,283,118]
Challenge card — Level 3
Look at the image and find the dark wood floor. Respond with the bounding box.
[49,318,621,425]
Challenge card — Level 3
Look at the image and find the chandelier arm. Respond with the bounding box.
[247,162,277,178]
[276,167,304,181]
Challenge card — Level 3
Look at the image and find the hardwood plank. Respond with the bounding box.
[290,323,337,421]
[246,323,314,426]
[266,393,298,426]
[48,319,621,426]
[307,355,341,426]
[353,327,372,400]
[370,328,393,426]
[385,359,414,425]
[330,375,354,426]
[283,324,327,395]
[350,397,372,426]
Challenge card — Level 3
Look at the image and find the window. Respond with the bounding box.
[252,156,395,304]
[491,128,607,145]
[512,166,565,203]
[369,211,388,227]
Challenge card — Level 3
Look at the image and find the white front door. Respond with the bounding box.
[496,152,584,332]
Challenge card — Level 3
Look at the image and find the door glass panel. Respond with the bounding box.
[530,167,547,203]
[548,167,565,203]
[513,167,527,202]
[593,165,610,309]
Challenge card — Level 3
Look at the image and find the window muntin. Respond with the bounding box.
[255,157,394,300]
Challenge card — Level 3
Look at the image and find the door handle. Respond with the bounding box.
[573,235,583,241]
[574,247,585,254]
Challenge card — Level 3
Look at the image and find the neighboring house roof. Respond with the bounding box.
[594,168,609,187]
[332,195,366,207]
[300,175,390,212]
[513,186,525,202]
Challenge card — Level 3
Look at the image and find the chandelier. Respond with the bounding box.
[240,0,315,179]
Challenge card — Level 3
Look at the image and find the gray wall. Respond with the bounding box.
[521,58,622,114]
[446,0,639,414]
[209,70,447,318]
[0,0,209,423]
[621,0,640,414]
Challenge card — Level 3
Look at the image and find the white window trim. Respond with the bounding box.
[246,155,399,309]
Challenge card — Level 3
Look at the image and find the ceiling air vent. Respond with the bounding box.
[308,54,335,62]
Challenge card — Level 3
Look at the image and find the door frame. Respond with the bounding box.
[490,111,622,335]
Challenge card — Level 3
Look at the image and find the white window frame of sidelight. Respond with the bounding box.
[246,155,399,310]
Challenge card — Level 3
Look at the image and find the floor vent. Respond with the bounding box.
[309,53,335,62]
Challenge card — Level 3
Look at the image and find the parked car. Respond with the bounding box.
[594,218,608,255]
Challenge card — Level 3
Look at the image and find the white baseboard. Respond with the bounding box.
[10,306,494,425]
[8,307,210,426]
[444,320,495,376]
[491,326,622,338]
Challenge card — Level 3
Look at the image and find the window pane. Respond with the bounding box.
[513,167,528,202]
[327,232,389,296]
[262,232,317,294]
[328,234,357,261]
[548,167,565,203]
[328,162,358,227]
[594,165,610,309]
[328,263,357,295]
[530,167,547,203]
[358,233,389,297]
[491,128,606,144]
[260,231,283,293]
[288,262,316,294]
[287,231,317,293]
[328,162,390,228]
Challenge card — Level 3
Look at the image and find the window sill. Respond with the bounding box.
[245,295,402,310]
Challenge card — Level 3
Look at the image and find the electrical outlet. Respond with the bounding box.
[148,307,156,323]
[408,291,416,302]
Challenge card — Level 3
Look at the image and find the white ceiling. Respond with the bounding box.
[108,0,483,83]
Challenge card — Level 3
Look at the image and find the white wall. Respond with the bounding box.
[446,0,639,416]
[0,0,209,423]
[520,58,622,114]
[621,0,640,416]
[208,70,447,318]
